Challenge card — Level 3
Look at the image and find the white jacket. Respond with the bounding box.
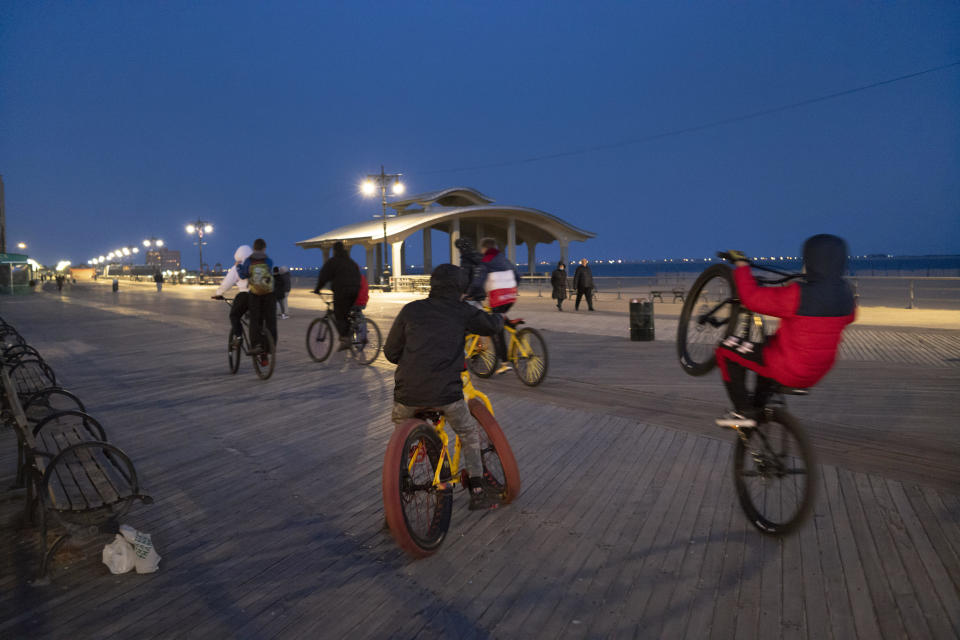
[215,264,249,296]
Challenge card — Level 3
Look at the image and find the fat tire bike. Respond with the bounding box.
[676,252,815,535]
[466,318,549,386]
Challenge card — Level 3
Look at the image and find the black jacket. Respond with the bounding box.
[551,267,567,300]
[316,245,361,293]
[573,264,594,291]
[384,264,504,406]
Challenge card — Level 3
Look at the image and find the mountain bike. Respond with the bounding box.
[382,368,521,557]
[676,252,814,535]
[305,292,382,365]
[214,296,275,380]
[465,318,549,386]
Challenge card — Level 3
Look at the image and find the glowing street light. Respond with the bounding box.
[186,219,214,276]
[360,166,404,286]
[16,242,26,250]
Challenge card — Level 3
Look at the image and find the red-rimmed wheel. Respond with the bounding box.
[382,419,452,557]
[469,398,520,504]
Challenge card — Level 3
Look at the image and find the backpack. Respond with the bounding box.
[248,259,274,295]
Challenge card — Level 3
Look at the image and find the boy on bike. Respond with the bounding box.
[313,241,361,351]
[466,238,520,375]
[212,244,254,344]
[715,234,856,427]
[237,238,277,366]
[384,263,505,510]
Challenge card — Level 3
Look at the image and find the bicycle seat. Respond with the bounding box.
[776,385,810,396]
[414,409,444,423]
[505,318,524,327]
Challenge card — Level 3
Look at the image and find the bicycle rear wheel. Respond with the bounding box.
[350,317,382,365]
[252,332,276,380]
[733,409,814,535]
[467,335,498,378]
[510,327,548,387]
[228,330,241,374]
[306,317,334,363]
[677,264,739,376]
[469,398,520,504]
[382,420,453,557]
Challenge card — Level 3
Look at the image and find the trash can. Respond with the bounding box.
[629,298,654,341]
[112,278,119,292]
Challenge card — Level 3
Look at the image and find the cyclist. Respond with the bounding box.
[212,244,254,346]
[715,234,856,427]
[313,241,361,351]
[467,238,520,375]
[384,263,505,510]
[237,238,277,365]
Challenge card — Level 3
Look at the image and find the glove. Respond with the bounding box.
[726,250,748,263]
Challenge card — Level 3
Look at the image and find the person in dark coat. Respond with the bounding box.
[153,270,164,292]
[573,258,595,311]
[383,264,505,510]
[550,261,567,311]
[314,241,362,350]
[273,266,292,319]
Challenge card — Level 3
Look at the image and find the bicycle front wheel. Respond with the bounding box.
[469,398,520,504]
[350,317,382,365]
[253,331,276,380]
[733,409,815,536]
[306,317,334,363]
[677,264,739,376]
[466,335,498,378]
[228,331,241,374]
[382,420,453,557]
[510,327,548,387]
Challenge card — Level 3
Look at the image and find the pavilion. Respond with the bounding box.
[295,187,595,278]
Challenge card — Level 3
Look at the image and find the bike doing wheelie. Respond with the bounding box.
[677,237,855,535]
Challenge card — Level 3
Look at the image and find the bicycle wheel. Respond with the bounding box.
[677,264,739,376]
[253,331,276,380]
[350,317,382,365]
[469,398,521,504]
[228,330,241,374]
[510,327,549,387]
[733,409,815,535]
[306,317,334,363]
[467,335,498,378]
[382,420,453,557]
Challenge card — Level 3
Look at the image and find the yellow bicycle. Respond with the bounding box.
[465,318,549,386]
[381,368,520,557]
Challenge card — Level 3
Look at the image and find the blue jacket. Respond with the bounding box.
[238,251,274,279]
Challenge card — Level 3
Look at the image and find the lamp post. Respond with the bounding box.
[185,220,213,277]
[361,166,404,287]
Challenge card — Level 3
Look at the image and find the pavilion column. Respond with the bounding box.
[422,228,432,272]
[391,241,403,277]
[366,245,376,278]
[449,218,461,263]
[559,240,569,266]
[527,242,536,275]
[507,218,516,263]
[400,243,406,271]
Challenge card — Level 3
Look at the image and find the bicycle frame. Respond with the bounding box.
[465,323,534,362]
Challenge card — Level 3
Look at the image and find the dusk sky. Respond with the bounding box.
[1,2,958,270]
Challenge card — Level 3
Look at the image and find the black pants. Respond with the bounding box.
[229,292,250,339]
[334,287,360,338]
[491,302,513,362]
[248,292,278,352]
[575,287,594,310]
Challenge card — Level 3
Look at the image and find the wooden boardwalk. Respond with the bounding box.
[1,284,958,639]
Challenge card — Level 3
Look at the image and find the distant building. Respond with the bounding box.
[146,248,181,271]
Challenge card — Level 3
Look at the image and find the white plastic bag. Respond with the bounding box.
[120,524,161,574]
[102,534,136,574]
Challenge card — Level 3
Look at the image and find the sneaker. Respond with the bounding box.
[230,335,242,348]
[468,478,499,511]
[494,363,512,375]
[280,313,290,319]
[715,410,757,429]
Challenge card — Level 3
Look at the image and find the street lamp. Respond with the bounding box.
[185,220,214,276]
[360,166,404,286]
[16,242,26,250]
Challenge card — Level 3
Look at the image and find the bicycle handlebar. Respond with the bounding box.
[716,251,804,284]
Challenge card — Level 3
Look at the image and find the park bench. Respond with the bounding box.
[649,288,686,303]
[1,367,152,581]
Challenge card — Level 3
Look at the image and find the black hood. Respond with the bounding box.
[803,234,847,281]
[429,264,467,300]
[332,242,348,257]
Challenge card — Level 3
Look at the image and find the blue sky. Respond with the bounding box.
[1,1,958,270]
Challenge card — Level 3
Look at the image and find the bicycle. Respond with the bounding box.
[214,296,276,380]
[382,367,521,557]
[676,252,815,535]
[465,318,549,386]
[305,292,382,365]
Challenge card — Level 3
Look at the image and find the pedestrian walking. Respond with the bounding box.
[550,261,567,311]
[573,258,595,311]
[274,265,292,319]
[154,270,164,292]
